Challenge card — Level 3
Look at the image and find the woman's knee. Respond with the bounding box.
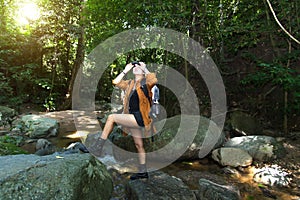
[134,142,144,151]
[106,114,115,124]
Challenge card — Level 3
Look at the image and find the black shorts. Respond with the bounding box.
[130,111,145,127]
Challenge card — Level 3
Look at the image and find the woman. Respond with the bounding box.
[90,61,157,180]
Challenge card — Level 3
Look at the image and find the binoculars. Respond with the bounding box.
[131,61,140,66]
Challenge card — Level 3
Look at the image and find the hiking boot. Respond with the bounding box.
[66,142,90,153]
[130,163,149,180]
[88,137,106,157]
[130,172,149,180]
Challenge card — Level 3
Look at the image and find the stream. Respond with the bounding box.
[35,133,298,200]
[18,111,300,200]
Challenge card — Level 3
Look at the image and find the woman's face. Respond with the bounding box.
[133,66,144,75]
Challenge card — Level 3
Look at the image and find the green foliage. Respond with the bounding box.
[246,196,255,200]
[0,0,85,109]
[0,0,299,130]
[0,135,20,144]
[241,61,300,113]
[0,135,28,156]
[0,72,13,103]
[0,142,28,156]
[241,63,298,90]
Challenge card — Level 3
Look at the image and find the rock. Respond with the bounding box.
[112,115,226,162]
[224,136,286,161]
[253,165,292,187]
[288,131,300,140]
[36,139,52,151]
[174,169,229,188]
[126,171,196,200]
[229,111,262,136]
[35,145,57,156]
[34,139,56,156]
[65,142,90,153]
[195,178,240,200]
[0,106,16,127]
[259,186,277,199]
[0,154,113,200]
[0,130,10,136]
[212,147,253,167]
[21,114,59,138]
[221,167,241,178]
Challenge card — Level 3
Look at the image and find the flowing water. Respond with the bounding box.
[101,154,299,200]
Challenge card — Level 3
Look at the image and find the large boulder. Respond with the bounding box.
[0,106,16,127]
[112,115,225,162]
[212,147,253,167]
[229,111,262,135]
[0,153,113,200]
[126,171,196,200]
[224,136,286,161]
[21,114,59,138]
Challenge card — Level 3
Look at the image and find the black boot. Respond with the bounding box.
[130,164,149,180]
[88,138,106,157]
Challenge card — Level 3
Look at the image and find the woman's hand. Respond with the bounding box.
[124,63,134,73]
[113,63,132,85]
[139,62,149,74]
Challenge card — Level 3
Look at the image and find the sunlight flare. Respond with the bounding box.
[16,2,40,26]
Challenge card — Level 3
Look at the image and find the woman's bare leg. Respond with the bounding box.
[89,113,139,157]
[100,113,140,139]
[99,113,146,165]
[130,128,146,165]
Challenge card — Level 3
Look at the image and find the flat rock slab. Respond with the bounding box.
[126,171,196,200]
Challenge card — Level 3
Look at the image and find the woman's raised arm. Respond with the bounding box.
[112,63,134,85]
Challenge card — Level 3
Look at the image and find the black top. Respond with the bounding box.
[128,89,145,127]
[129,89,140,113]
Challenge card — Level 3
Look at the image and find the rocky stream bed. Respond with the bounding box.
[0,107,299,200]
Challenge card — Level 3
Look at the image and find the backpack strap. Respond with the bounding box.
[140,78,152,105]
[140,78,155,142]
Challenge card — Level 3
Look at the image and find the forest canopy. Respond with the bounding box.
[0,0,299,132]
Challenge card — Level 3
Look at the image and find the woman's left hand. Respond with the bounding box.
[139,62,149,74]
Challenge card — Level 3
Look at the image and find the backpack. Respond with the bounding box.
[140,78,160,119]
[140,79,160,141]
[151,85,160,118]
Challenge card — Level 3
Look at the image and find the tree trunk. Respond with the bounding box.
[60,2,85,110]
[283,22,292,135]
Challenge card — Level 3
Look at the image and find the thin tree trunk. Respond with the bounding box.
[60,1,85,110]
[61,27,85,110]
[283,23,292,135]
[263,0,278,58]
[219,0,224,63]
[182,34,188,84]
